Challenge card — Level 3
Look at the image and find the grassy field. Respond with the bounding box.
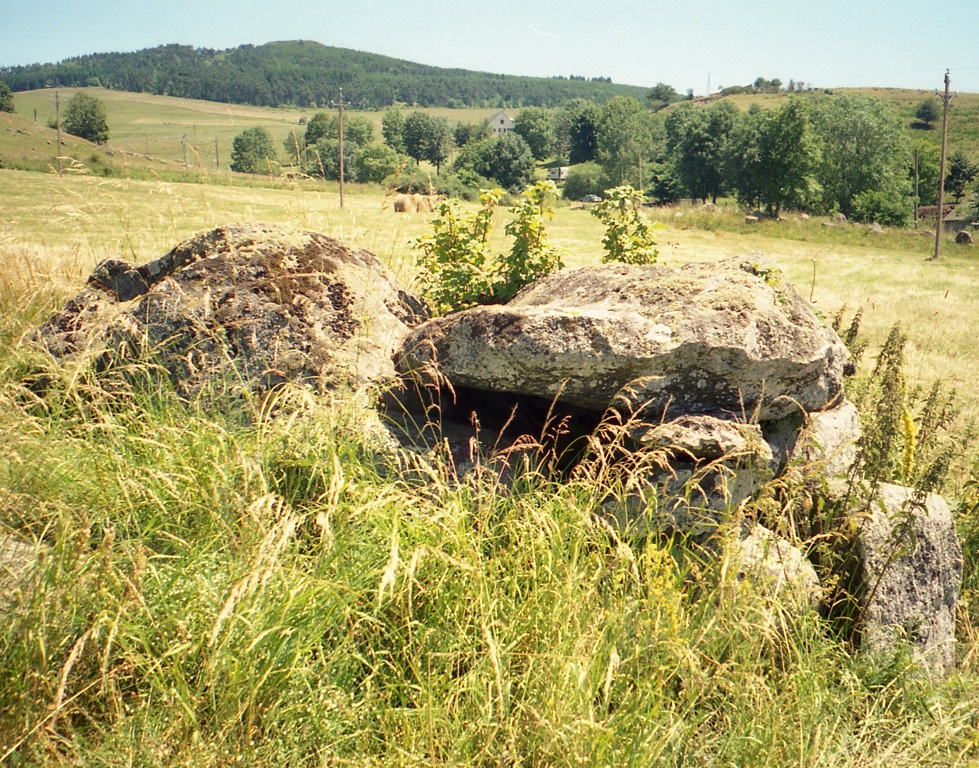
[8,88,498,172]
[5,167,979,765]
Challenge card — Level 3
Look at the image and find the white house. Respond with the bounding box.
[488,110,516,134]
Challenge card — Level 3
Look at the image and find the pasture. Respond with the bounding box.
[8,88,496,172]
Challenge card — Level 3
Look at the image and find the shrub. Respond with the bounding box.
[562,162,603,200]
[850,189,912,227]
[387,162,440,194]
[62,92,109,144]
[308,137,356,181]
[413,189,500,314]
[431,171,481,201]
[591,185,660,264]
[495,181,567,301]
[413,182,566,313]
[0,80,14,113]
[230,127,278,174]
[353,143,400,184]
[488,133,536,192]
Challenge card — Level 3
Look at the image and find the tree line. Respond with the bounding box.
[556,92,975,225]
[226,90,979,226]
[1,40,649,110]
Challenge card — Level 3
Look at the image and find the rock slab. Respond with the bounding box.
[397,258,848,422]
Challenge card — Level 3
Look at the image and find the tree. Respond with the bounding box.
[0,80,14,113]
[727,98,819,217]
[354,143,400,184]
[812,92,910,218]
[912,140,941,208]
[488,132,536,192]
[453,136,495,183]
[402,111,433,164]
[647,82,679,109]
[945,151,979,204]
[309,137,355,181]
[514,106,555,160]
[62,92,109,144]
[665,101,739,203]
[555,98,599,164]
[304,111,374,147]
[305,111,333,145]
[424,116,452,173]
[596,96,653,187]
[282,126,306,168]
[915,98,940,129]
[454,119,491,148]
[381,108,406,153]
[230,127,277,173]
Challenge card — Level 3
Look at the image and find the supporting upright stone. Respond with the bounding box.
[854,483,962,676]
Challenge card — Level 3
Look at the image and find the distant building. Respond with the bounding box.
[489,110,515,134]
[546,167,569,181]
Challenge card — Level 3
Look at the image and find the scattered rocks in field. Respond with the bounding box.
[35,224,428,399]
[956,230,973,245]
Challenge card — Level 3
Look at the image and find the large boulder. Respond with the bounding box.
[397,258,848,422]
[36,224,428,397]
[633,414,774,465]
[854,483,962,676]
[725,524,821,611]
[0,534,37,612]
[601,414,777,539]
[764,397,862,478]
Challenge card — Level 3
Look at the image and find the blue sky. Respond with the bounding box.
[2,0,978,95]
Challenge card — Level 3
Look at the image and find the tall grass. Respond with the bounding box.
[2,367,978,766]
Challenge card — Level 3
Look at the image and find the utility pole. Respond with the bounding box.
[931,70,952,261]
[215,137,220,169]
[637,146,643,194]
[913,145,919,228]
[338,88,345,208]
[182,134,189,167]
[55,90,62,176]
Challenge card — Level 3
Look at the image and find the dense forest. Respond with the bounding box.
[0,40,649,109]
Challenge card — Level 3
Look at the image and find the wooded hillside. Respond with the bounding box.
[0,40,650,109]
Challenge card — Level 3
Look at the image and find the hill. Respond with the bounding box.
[4,88,514,175]
[0,40,651,110]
